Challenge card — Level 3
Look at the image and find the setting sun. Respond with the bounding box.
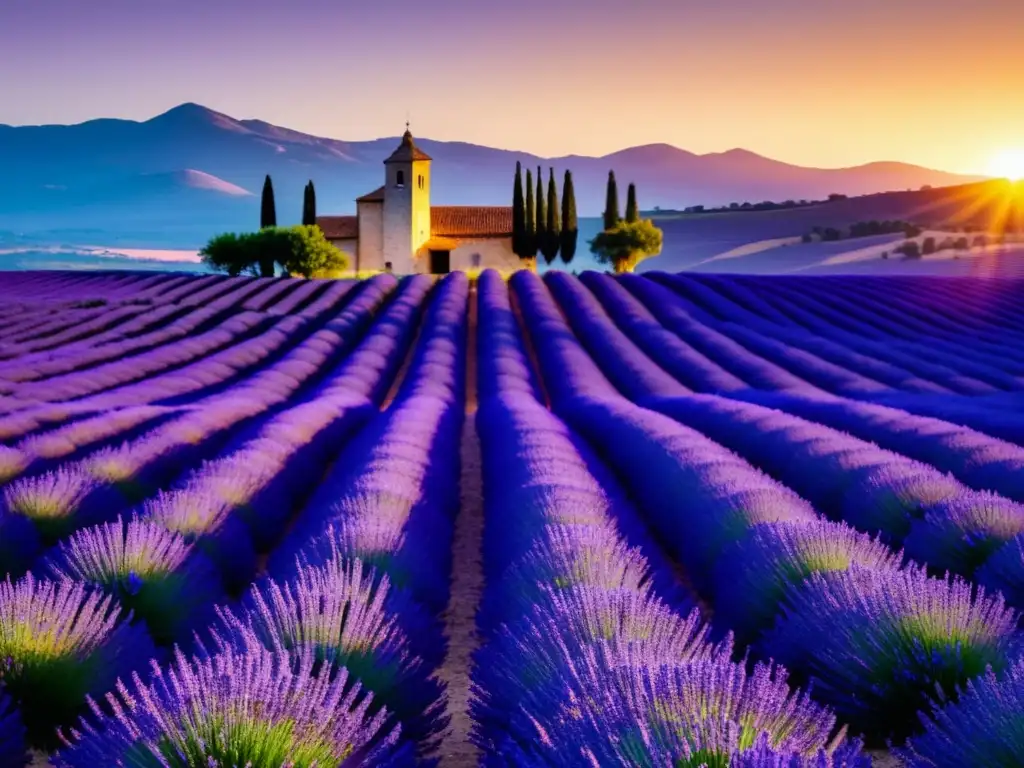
[988,148,1024,181]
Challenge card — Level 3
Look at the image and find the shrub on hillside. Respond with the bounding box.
[922,237,937,255]
[896,241,921,259]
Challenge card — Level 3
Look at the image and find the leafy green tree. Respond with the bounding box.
[302,181,317,226]
[201,226,348,280]
[603,171,621,230]
[541,168,561,264]
[275,225,349,277]
[512,162,526,258]
[625,182,639,223]
[560,170,578,265]
[200,232,260,276]
[261,175,277,230]
[535,166,546,259]
[525,168,538,259]
[589,219,663,273]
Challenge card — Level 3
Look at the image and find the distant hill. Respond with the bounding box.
[646,179,1024,272]
[0,103,985,246]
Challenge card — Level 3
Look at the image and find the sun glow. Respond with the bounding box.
[987,149,1024,181]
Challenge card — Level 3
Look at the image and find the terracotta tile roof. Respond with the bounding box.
[431,206,513,238]
[384,130,432,163]
[356,186,385,203]
[316,215,358,239]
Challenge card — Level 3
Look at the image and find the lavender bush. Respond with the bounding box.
[206,558,447,752]
[713,520,904,643]
[897,658,1024,767]
[40,517,224,645]
[762,565,1021,739]
[55,647,414,767]
[0,575,155,747]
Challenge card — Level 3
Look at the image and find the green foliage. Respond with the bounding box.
[260,175,277,230]
[524,168,538,259]
[603,171,621,230]
[560,170,578,265]
[512,162,527,258]
[200,232,262,277]
[625,182,639,223]
[276,225,350,278]
[302,181,317,227]
[200,226,348,280]
[896,240,921,259]
[589,218,663,273]
[541,168,561,264]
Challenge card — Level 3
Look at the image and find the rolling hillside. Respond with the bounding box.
[0,103,984,248]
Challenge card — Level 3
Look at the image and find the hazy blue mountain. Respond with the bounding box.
[0,102,984,247]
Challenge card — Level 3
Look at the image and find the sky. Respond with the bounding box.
[2,0,1023,174]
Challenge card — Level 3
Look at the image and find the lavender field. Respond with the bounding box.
[0,268,1023,766]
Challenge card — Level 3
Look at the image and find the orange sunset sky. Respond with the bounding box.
[2,0,1023,174]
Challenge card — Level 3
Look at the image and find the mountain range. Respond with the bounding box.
[0,103,986,247]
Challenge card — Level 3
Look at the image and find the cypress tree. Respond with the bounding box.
[603,171,620,231]
[625,182,639,223]
[560,170,578,265]
[535,167,546,260]
[525,168,537,259]
[302,180,317,226]
[541,167,560,264]
[512,162,526,257]
[260,174,277,229]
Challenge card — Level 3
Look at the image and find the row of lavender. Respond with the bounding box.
[0,274,468,764]
[509,269,1024,764]
[548,270,1024,611]
[0,277,365,485]
[656,272,1024,397]
[472,270,870,766]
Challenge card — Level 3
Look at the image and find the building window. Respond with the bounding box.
[396,171,405,188]
[470,252,482,268]
[418,175,424,190]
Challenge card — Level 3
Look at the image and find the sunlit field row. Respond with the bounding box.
[0,268,1023,766]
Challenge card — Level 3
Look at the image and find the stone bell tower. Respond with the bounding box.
[382,124,432,273]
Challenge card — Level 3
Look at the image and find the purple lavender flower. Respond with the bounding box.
[206,558,447,754]
[977,532,1024,611]
[0,692,27,768]
[55,646,411,767]
[0,574,155,748]
[840,467,962,543]
[478,526,655,632]
[2,469,96,543]
[41,517,224,646]
[897,657,1024,767]
[0,447,26,485]
[143,487,257,591]
[506,646,855,765]
[904,491,1024,576]
[762,565,1021,739]
[472,586,726,750]
[713,520,904,644]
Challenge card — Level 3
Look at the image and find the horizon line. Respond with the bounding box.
[0,101,991,179]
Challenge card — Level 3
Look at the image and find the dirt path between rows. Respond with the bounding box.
[435,283,483,767]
